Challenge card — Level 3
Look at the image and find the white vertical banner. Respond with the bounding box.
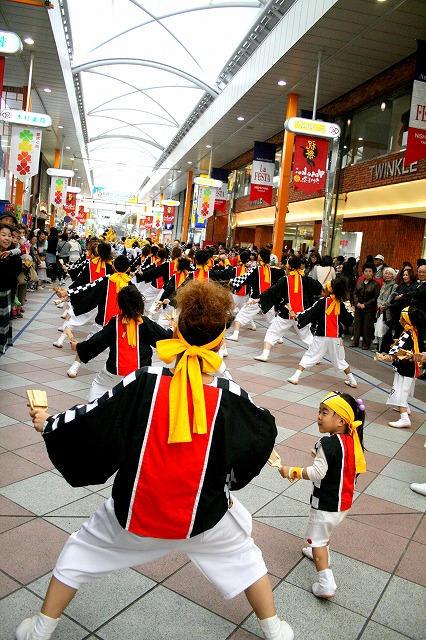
[9,125,42,181]
[197,184,217,219]
[50,176,69,207]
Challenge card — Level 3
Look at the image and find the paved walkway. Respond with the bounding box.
[0,287,425,640]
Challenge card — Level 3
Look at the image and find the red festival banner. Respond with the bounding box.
[405,40,426,166]
[292,135,328,195]
[163,205,175,229]
[63,192,77,216]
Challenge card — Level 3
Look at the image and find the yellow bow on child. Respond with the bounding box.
[258,259,270,283]
[325,281,340,315]
[401,307,420,376]
[196,264,209,280]
[321,392,366,474]
[121,315,143,347]
[156,327,225,443]
[91,256,106,273]
[286,263,304,293]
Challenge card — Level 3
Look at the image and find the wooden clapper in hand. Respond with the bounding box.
[26,389,48,412]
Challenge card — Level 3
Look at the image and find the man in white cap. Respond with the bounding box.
[373,254,386,281]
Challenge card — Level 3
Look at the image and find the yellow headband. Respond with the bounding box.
[321,392,366,474]
[156,326,225,444]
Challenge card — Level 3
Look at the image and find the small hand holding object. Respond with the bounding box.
[375,352,392,362]
[246,298,260,306]
[27,390,49,433]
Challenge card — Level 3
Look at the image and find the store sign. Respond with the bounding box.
[1,109,51,128]
[47,168,74,178]
[194,177,222,188]
[292,135,328,194]
[285,117,340,139]
[405,40,426,166]
[0,31,22,55]
[9,125,42,181]
[212,168,229,214]
[369,157,418,181]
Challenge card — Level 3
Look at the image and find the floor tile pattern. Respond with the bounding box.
[0,288,425,639]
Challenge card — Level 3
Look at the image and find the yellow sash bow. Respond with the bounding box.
[401,307,420,376]
[91,256,107,273]
[177,270,188,287]
[109,271,131,293]
[325,281,340,315]
[287,269,304,293]
[196,264,209,281]
[156,327,225,443]
[121,315,143,348]
[258,259,270,283]
[321,392,366,474]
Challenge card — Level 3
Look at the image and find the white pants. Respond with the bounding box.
[232,293,249,315]
[306,508,347,547]
[387,372,415,407]
[299,336,349,371]
[53,496,267,600]
[265,316,313,347]
[66,304,97,329]
[87,365,123,402]
[234,302,275,327]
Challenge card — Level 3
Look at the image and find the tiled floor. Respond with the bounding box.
[1,287,425,639]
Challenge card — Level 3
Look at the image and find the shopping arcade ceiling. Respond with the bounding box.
[1,0,426,211]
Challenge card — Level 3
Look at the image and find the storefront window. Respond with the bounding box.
[341,89,412,167]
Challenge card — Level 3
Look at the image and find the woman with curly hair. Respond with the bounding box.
[22,279,293,640]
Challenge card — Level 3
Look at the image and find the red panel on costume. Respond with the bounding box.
[287,275,304,313]
[127,377,220,538]
[235,266,247,296]
[258,266,271,293]
[89,261,106,282]
[116,316,140,376]
[338,434,355,511]
[325,298,339,338]
[103,280,121,326]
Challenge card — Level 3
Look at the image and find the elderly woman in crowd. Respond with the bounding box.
[376,267,398,352]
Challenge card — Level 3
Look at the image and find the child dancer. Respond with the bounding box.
[21,279,293,640]
[377,306,425,428]
[71,285,172,401]
[287,278,357,387]
[273,391,366,598]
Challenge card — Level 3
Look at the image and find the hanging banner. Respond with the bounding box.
[50,176,69,207]
[195,214,206,229]
[76,206,87,225]
[63,192,77,216]
[154,210,162,229]
[9,125,42,181]
[212,168,229,213]
[292,135,328,195]
[249,141,276,205]
[145,215,153,229]
[163,205,175,230]
[197,184,217,219]
[405,40,426,166]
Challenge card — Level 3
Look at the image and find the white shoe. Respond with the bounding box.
[277,337,284,344]
[249,320,257,331]
[227,333,239,342]
[287,376,299,385]
[60,311,68,319]
[16,613,60,639]
[222,348,228,358]
[52,339,63,349]
[410,483,426,496]
[254,354,269,362]
[58,323,66,332]
[56,302,64,309]
[312,569,336,599]
[67,361,80,378]
[258,615,294,640]
[344,379,357,388]
[388,417,411,428]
